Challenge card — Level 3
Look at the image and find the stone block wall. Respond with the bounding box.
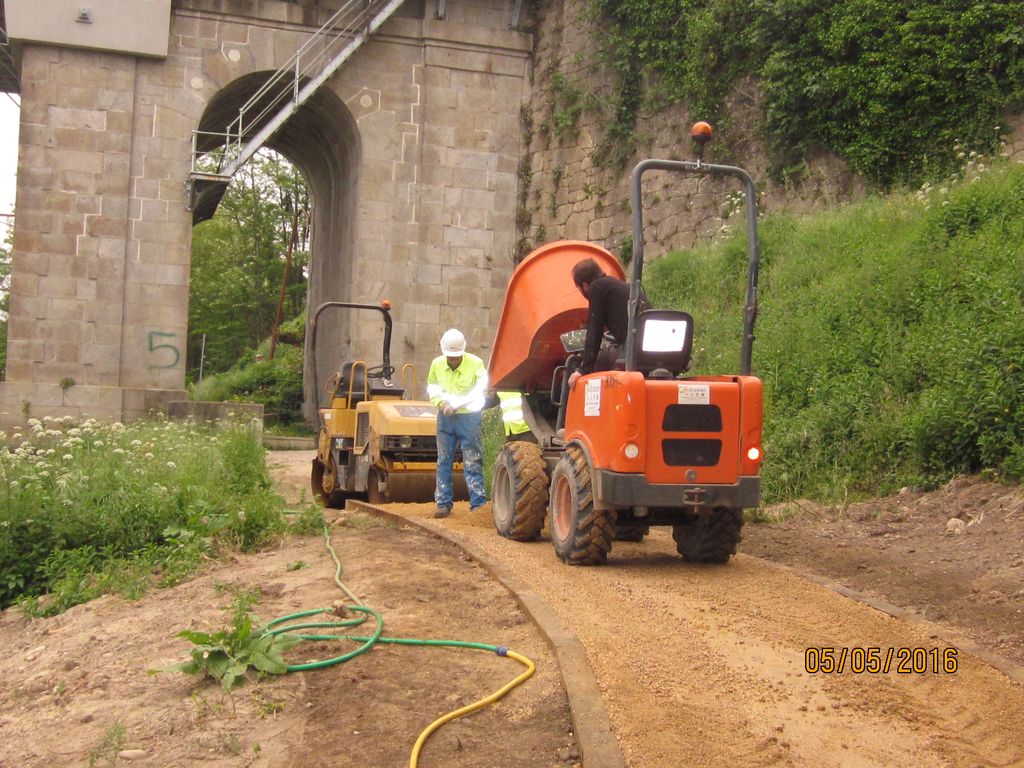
[1,43,190,428]
[0,0,531,428]
[520,0,1024,267]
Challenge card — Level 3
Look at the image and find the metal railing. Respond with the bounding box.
[189,0,405,183]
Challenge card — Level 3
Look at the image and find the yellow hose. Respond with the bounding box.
[272,517,540,766]
[409,649,536,768]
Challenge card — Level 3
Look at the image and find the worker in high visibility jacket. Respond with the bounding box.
[427,328,488,518]
[496,391,536,443]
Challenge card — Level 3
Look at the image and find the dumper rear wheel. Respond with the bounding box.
[549,446,615,565]
[492,441,548,540]
[672,508,743,563]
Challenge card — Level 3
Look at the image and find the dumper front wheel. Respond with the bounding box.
[549,446,615,565]
[672,508,743,563]
[492,441,548,541]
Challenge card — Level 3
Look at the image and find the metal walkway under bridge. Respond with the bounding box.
[186,0,407,224]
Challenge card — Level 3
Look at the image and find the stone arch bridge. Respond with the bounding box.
[0,0,529,427]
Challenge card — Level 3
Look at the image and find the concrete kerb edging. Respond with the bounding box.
[346,500,626,768]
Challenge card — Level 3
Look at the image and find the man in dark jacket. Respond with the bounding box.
[567,257,649,389]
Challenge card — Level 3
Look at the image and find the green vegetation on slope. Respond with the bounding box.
[193,314,306,429]
[188,150,310,383]
[646,158,1024,502]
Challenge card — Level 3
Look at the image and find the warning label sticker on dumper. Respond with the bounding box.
[584,378,602,416]
[678,383,710,404]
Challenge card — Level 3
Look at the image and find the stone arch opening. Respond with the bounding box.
[194,73,361,422]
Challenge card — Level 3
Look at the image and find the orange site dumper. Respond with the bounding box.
[486,122,764,566]
[488,240,624,395]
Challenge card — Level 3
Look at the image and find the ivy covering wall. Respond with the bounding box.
[584,0,1024,187]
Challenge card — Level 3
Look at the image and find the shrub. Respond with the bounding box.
[0,416,288,614]
[194,344,305,426]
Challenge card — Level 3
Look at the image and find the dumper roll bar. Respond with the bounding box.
[310,301,395,405]
[625,138,761,376]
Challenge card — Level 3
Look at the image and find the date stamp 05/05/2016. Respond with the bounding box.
[804,646,959,675]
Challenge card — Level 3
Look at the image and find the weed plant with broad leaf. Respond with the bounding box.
[158,588,300,690]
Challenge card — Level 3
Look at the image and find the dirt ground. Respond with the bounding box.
[0,451,575,768]
[746,476,1024,669]
[1,450,1022,768]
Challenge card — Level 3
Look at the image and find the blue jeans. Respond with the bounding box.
[435,410,486,510]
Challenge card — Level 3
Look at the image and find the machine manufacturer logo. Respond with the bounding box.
[677,383,710,404]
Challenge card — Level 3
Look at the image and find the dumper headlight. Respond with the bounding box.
[623,443,640,460]
[400,436,413,448]
[747,446,761,461]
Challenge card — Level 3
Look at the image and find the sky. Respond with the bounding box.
[0,97,19,234]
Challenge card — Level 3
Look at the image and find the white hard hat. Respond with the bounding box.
[440,328,467,356]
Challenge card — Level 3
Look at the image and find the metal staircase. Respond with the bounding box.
[187,0,406,223]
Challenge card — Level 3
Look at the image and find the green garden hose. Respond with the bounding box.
[262,515,536,766]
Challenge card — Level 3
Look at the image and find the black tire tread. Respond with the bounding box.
[672,508,743,563]
[311,457,347,509]
[551,446,615,565]
[492,441,549,541]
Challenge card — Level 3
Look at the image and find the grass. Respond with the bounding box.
[647,155,1024,503]
[0,415,296,615]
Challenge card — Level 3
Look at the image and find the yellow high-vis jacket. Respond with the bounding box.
[427,353,488,413]
[497,391,531,435]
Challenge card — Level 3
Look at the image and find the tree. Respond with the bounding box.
[188,150,310,381]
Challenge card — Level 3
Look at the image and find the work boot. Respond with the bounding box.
[433,505,451,519]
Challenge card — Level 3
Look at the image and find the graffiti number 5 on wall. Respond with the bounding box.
[148,331,181,368]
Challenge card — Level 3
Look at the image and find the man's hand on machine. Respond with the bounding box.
[568,371,581,390]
